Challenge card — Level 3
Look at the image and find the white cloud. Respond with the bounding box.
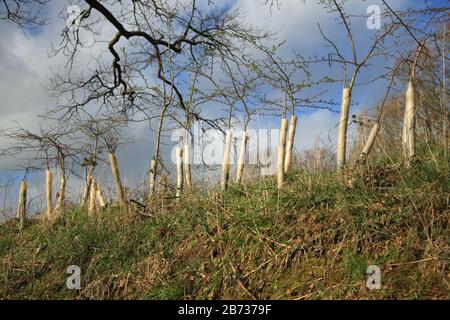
[0,0,415,208]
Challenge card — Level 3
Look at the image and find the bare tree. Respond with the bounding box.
[1,122,77,217]
[0,0,49,30]
[318,0,395,170]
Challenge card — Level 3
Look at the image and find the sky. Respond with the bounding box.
[0,0,417,216]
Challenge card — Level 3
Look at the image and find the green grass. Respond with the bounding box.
[0,147,448,299]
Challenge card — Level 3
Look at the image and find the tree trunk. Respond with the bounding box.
[354,120,363,163]
[314,137,321,172]
[360,123,380,160]
[277,118,288,189]
[315,147,322,172]
[55,175,66,216]
[284,115,298,173]
[88,181,97,216]
[221,130,232,191]
[184,144,192,189]
[148,104,167,203]
[337,87,351,170]
[406,81,416,160]
[443,109,449,156]
[235,131,248,184]
[402,99,409,155]
[80,175,93,208]
[148,159,157,199]
[176,147,184,198]
[109,152,126,209]
[95,182,107,209]
[17,180,27,231]
[45,170,53,218]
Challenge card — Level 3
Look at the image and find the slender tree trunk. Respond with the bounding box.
[337,88,351,170]
[95,182,107,209]
[109,152,126,209]
[356,121,363,156]
[80,175,93,208]
[402,102,409,154]
[17,180,27,231]
[360,123,380,160]
[221,130,233,191]
[148,159,157,199]
[176,147,184,199]
[45,170,53,218]
[315,147,322,172]
[314,137,321,172]
[284,115,298,174]
[55,171,66,216]
[442,26,448,157]
[277,118,288,189]
[443,108,449,156]
[148,105,168,202]
[184,144,192,189]
[406,81,416,160]
[88,181,97,216]
[235,131,248,184]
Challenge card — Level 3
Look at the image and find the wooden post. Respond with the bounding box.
[95,182,107,209]
[176,147,183,198]
[235,131,248,184]
[277,118,288,189]
[80,175,93,208]
[406,81,416,160]
[17,181,27,231]
[45,170,53,218]
[109,152,126,209]
[88,181,97,216]
[221,130,232,191]
[337,87,351,170]
[148,159,157,199]
[360,123,380,160]
[284,115,298,174]
[314,136,321,172]
[184,144,192,189]
[315,148,322,172]
[355,118,364,160]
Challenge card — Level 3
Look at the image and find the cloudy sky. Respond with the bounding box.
[0,0,415,215]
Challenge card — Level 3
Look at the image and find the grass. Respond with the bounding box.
[0,146,448,299]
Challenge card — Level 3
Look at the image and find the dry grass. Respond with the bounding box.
[0,146,448,299]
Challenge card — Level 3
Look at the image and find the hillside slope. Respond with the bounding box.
[1,148,449,299]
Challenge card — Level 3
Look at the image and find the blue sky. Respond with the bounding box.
[0,0,438,215]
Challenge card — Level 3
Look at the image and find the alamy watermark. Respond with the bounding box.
[66,5,95,47]
[366,5,381,30]
[66,265,81,290]
[366,265,381,290]
[171,122,281,175]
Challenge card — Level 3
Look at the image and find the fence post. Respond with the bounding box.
[17,181,27,231]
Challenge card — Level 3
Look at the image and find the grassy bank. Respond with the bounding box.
[0,147,448,299]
